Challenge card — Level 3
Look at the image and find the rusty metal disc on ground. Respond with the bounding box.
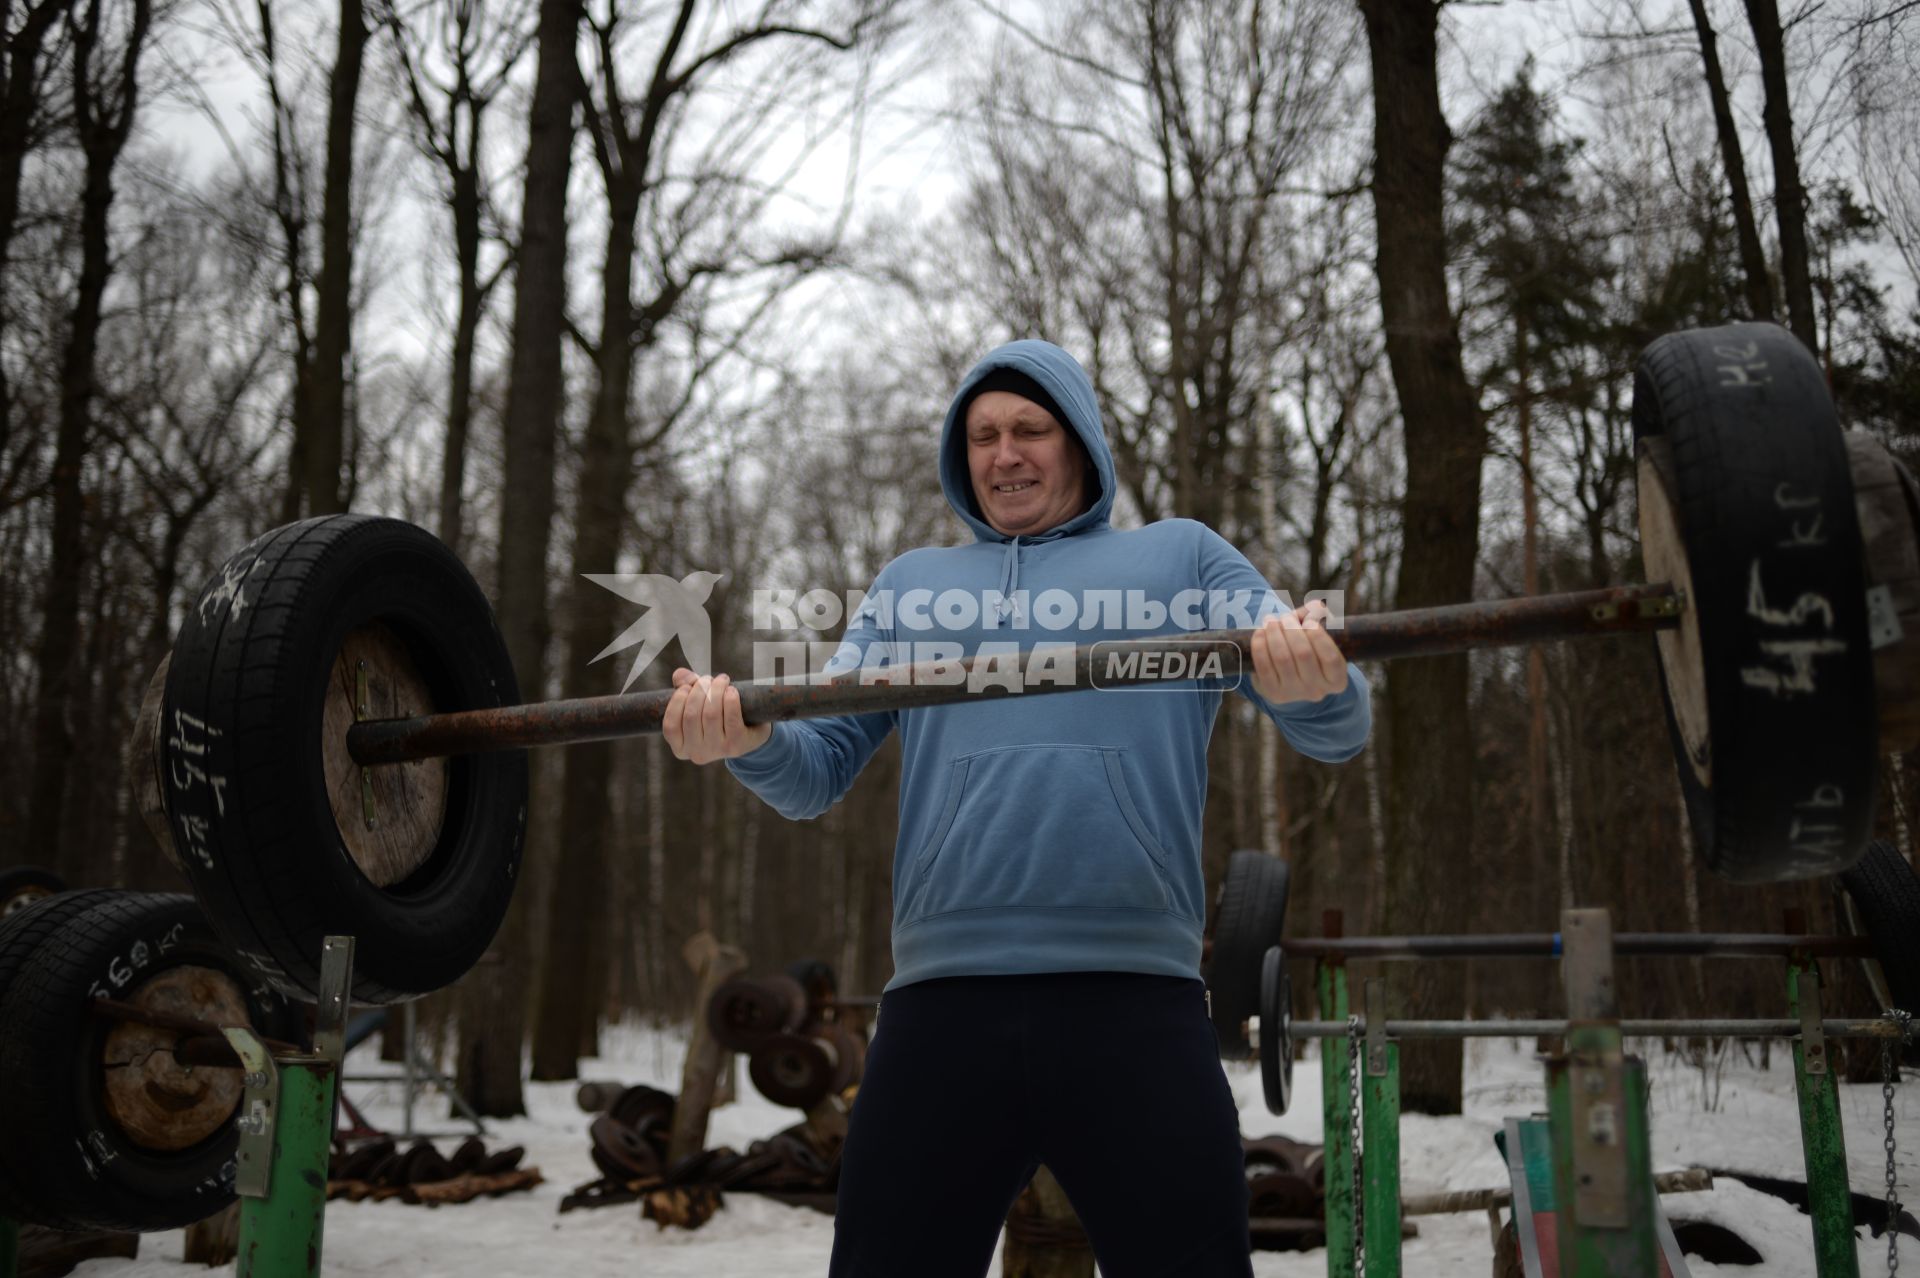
[749,1033,834,1109]
[322,621,448,888]
[707,975,808,1053]
[102,965,248,1152]
[607,1083,676,1132]
[589,1114,660,1180]
[817,1020,866,1093]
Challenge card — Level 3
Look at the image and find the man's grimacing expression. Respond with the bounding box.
[965,390,1091,538]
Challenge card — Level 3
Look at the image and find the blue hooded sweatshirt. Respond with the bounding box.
[727,340,1370,990]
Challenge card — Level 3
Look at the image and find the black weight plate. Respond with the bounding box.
[0,893,300,1231]
[1259,945,1292,1116]
[749,1033,834,1110]
[163,515,526,1004]
[0,865,65,919]
[1633,322,1877,882]
[1208,850,1290,1057]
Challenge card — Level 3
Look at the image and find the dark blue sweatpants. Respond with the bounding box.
[827,972,1255,1278]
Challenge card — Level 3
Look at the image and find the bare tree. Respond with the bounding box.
[380,0,530,554]
[0,0,74,485]
[303,0,368,514]
[531,0,885,1081]
[1358,0,1485,1115]
[1742,0,1818,351]
[1682,0,1775,321]
[23,0,152,861]
[455,0,581,1120]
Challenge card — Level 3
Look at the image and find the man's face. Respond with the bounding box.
[965,390,1090,538]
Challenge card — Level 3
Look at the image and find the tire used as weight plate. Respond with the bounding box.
[1258,944,1293,1116]
[0,864,66,919]
[163,515,526,1004]
[1838,839,1920,1015]
[1207,850,1291,1059]
[1633,322,1878,882]
[0,893,301,1232]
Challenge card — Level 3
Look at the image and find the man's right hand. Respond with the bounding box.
[662,668,773,764]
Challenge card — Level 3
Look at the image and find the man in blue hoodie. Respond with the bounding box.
[664,340,1369,1277]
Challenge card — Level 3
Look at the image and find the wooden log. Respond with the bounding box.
[1002,1165,1092,1278]
[16,1223,137,1276]
[667,933,747,1166]
[182,1202,240,1266]
[1845,433,1920,751]
[401,1168,545,1205]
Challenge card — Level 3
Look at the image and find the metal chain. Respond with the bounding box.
[1883,1009,1912,1277]
[1348,1012,1365,1277]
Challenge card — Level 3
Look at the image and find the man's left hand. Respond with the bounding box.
[1249,601,1348,705]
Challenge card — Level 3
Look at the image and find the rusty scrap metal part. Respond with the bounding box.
[326,1136,531,1203]
[574,1079,626,1113]
[707,974,809,1052]
[749,1032,836,1110]
[608,1083,677,1132]
[88,996,303,1058]
[346,584,1681,766]
[590,1113,662,1180]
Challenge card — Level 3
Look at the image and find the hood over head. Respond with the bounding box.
[939,340,1116,543]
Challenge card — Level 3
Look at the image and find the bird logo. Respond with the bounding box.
[586,570,725,691]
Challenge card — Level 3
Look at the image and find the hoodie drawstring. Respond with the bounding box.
[995,536,1022,628]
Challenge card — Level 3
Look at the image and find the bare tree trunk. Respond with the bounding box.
[1742,0,1817,352]
[441,174,483,553]
[1517,321,1551,916]
[381,0,525,555]
[24,0,150,860]
[647,735,666,1002]
[1359,0,1484,1115]
[457,0,582,1117]
[531,193,637,1082]
[1684,0,1775,322]
[0,0,70,462]
[305,0,365,516]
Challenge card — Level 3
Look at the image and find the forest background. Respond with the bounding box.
[3,0,1917,1116]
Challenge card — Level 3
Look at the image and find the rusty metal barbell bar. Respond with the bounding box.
[1280,932,1874,960]
[346,583,1682,767]
[1283,1017,1905,1039]
[89,997,303,1061]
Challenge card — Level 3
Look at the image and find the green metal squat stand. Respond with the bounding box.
[1299,907,1906,1278]
[223,935,354,1278]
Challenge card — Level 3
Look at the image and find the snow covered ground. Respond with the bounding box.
[83,1024,1917,1277]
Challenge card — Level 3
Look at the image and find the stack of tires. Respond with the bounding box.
[0,884,302,1231]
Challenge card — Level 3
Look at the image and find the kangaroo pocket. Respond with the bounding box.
[900,744,1176,921]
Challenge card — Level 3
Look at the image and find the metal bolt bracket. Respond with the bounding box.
[1868,584,1904,650]
[1365,979,1389,1078]
[1641,590,1685,619]
[1799,964,1828,1076]
[313,935,355,1065]
[220,1026,278,1199]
